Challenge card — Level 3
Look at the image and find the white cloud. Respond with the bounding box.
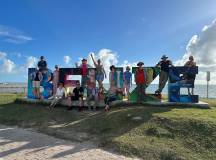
[0,51,16,73]
[1,59,16,73]
[87,49,118,74]
[0,25,33,44]
[18,56,38,73]
[175,19,216,84]
[63,55,71,65]
[0,51,38,76]
[0,51,7,60]
[120,60,137,69]
[26,56,38,68]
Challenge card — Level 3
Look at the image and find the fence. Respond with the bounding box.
[0,86,27,94]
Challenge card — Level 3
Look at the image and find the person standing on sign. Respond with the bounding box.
[184,55,196,95]
[53,65,59,95]
[135,62,146,103]
[32,69,43,99]
[37,56,47,72]
[155,55,173,94]
[123,66,132,100]
[90,53,107,89]
[109,65,116,88]
[76,59,91,89]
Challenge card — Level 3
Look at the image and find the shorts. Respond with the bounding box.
[33,81,40,88]
[125,84,131,91]
[81,75,88,87]
[124,82,131,90]
[96,74,104,81]
[71,96,83,101]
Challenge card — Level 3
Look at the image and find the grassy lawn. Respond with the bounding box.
[0,93,216,160]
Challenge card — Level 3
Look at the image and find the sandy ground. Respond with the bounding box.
[0,125,138,160]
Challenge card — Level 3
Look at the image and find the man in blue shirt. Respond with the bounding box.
[123,66,132,100]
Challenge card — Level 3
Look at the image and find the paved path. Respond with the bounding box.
[0,125,138,160]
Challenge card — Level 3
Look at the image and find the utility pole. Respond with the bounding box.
[206,71,210,98]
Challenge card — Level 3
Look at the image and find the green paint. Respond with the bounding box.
[130,67,161,102]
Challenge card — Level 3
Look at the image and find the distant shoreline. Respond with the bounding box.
[0,83,216,98]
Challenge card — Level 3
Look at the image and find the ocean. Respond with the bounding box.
[0,82,216,98]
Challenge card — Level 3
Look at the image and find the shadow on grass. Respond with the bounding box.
[1,99,216,159]
[0,101,174,159]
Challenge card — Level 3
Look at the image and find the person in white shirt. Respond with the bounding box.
[50,83,65,108]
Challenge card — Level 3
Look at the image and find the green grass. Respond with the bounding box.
[0,93,216,160]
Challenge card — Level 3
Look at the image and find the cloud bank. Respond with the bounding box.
[176,19,216,84]
[0,51,37,75]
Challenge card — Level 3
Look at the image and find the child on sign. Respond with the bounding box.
[135,62,146,103]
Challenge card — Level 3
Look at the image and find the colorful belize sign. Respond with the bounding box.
[168,66,199,103]
[27,66,198,103]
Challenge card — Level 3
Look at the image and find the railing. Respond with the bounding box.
[0,87,27,94]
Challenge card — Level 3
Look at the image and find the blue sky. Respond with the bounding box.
[0,0,216,82]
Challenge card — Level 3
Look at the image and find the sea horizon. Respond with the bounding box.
[0,82,216,99]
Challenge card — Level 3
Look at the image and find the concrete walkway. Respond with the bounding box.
[0,125,138,160]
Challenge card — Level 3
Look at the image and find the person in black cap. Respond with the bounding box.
[155,55,173,94]
[37,56,47,72]
[135,62,146,103]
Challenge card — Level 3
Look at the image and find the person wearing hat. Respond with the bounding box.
[155,55,173,94]
[53,65,59,95]
[135,62,146,103]
[184,55,196,95]
[123,66,132,100]
[37,56,47,72]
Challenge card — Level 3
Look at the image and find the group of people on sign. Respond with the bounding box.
[32,54,196,111]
